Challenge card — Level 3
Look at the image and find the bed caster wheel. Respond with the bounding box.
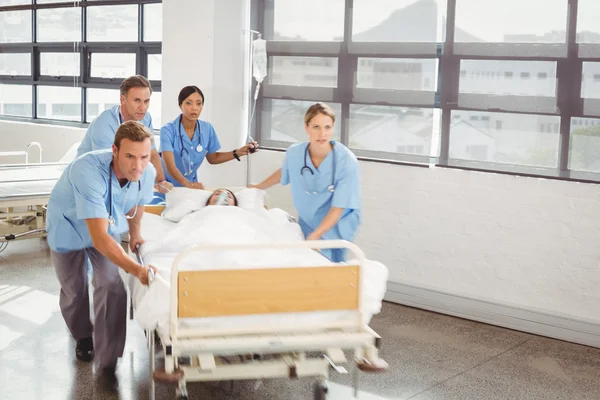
[357,357,389,373]
[313,380,328,400]
[175,386,188,400]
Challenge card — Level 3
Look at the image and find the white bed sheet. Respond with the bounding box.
[0,166,65,199]
[128,207,388,339]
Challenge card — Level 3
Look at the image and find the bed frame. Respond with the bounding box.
[0,166,62,253]
[137,205,388,400]
[0,195,49,252]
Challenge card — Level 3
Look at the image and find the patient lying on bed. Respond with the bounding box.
[129,192,389,337]
[205,189,238,206]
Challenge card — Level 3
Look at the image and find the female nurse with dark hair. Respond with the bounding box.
[159,85,259,189]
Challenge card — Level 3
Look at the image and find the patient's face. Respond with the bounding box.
[208,189,236,206]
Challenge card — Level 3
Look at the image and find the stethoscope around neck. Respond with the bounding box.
[108,161,141,225]
[300,143,335,195]
[178,115,203,176]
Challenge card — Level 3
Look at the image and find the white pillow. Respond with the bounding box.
[161,187,267,222]
[234,188,267,212]
[162,188,212,222]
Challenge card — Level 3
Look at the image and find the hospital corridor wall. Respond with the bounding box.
[1,0,599,349]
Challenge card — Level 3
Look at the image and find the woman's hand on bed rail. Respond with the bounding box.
[306,231,322,241]
[129,235,145,253]
[154,180,174,194]
[137,264,158,286]
[184,181,205,190]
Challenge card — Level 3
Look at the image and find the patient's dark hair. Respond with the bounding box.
[178,85,205,106]
[206,189,238,206]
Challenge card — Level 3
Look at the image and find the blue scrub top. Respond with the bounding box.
[46,150,156,253]
[281,141,361,262]
[159,115,221,186]
[76,105,155,157]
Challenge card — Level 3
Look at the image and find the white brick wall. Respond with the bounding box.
[250,150,600,323]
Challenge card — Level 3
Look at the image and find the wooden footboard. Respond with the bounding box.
[178,266,360,318]
[144,205,165,216]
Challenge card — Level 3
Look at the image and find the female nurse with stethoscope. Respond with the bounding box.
[160,85,258,189]
[250,102,361,262]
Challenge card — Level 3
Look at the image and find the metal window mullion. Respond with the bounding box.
[263,0,274,41]
[35,43,82,51]
[32,6,38,118]
[454,43,567,58]
[82,3,87,43]
[82,86,87,123]
[261,0,284,145]
[86,44,139,53]
[557,0,581,177]
[138,2,144,42]
[267,41,341,56]
[36,77,84,86]
[247,0,261,143]
[349,42,439,57]
[138,47,147,77]
[260,98,272,144]
[142,42,161,54]
[338,0,353,147]
[82,44,90,84]
[0,76,34,84]
[85,78,129,89]
[0,0,160,12]
[438,0,457,166]
[80,4,87,123]
[137,2,146,77]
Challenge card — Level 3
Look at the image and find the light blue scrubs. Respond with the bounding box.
[281,141,361,262]
[76,105,155,157]
[46,150,156,253]
[159,115,221,187]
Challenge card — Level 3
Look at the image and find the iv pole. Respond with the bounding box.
[245,29,263,187]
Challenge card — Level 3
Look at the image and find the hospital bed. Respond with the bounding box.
[0,142,79,253]
[129,203,389,400]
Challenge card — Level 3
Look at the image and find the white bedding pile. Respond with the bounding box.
[129,206,388,338]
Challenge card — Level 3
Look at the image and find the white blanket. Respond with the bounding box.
[130,206,388,339]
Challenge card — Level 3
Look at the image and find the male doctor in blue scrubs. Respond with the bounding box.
[47,121,157,388]
[250,102,361,262]
[76,75,173,195]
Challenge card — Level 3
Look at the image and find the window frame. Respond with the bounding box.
[0,0,161,125]
[252,0,600,183]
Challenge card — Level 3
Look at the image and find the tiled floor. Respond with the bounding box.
[1,239,599,399]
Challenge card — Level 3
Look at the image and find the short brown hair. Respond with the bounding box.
[304,102,336,126]
[114,120,153,149]
[119,75,152,97]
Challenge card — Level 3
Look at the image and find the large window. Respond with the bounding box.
[254,0,600,182]
[0,1,162,125]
